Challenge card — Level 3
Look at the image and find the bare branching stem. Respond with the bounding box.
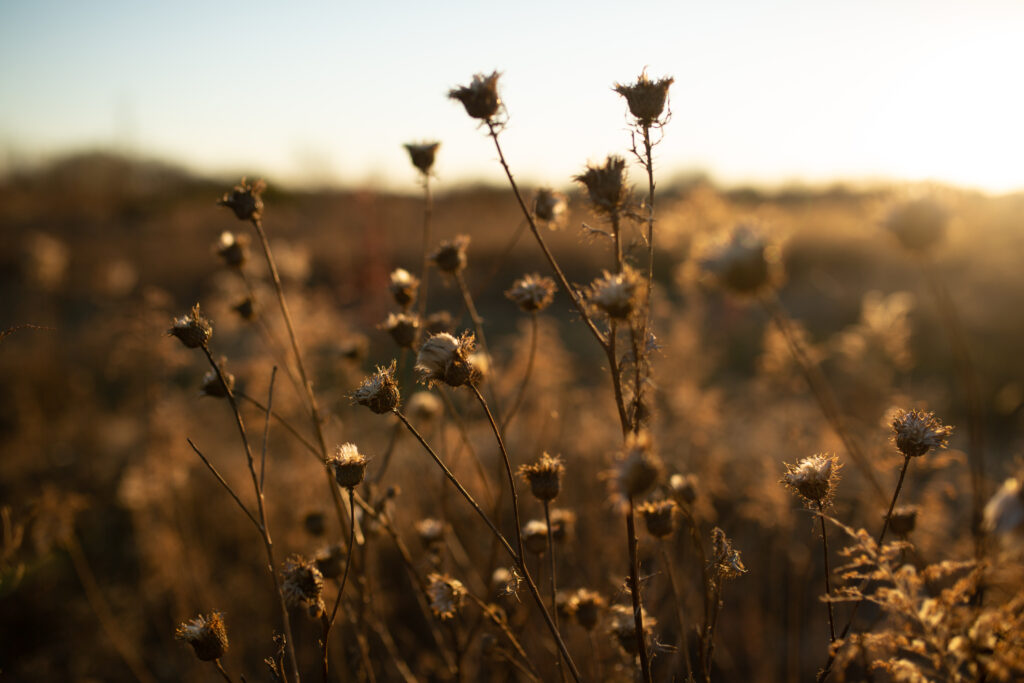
[543,500,566,682]
[323,488,357,681]
[214,660,234,683]
[501,311,539,432]
[816,502,837,644]
[626,496,653,683]
[259,366,277,491]
[186,439,259,531]
[660,542,695,682]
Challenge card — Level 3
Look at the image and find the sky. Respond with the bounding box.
[2,0,1023,194]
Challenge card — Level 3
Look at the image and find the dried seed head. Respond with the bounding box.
[427,573,467,620]
[888,505,920,537]
[380,311,421,349]
[697,224,778,295]
[890,408,953,458]
[329,443,368,489]
[216,231,250,268]
[669,473,699,505]
[506,273,557,313]
[339,334,369,362]
[415,332,479,387]
[711,527,746,580]
[407,391,443,422]
[983,478,1024,535]
[232,296,256,321]
[218,178,265,222]
[885,198,948,252]
[518,452,565,501]
[782,453,841,507]
[169,304,212,349]
[425,310,454,335]
[492,566,523,599]
[388,268,420,308]
[175,611,229,662]
[522,519,550,555]
[608,604,657,656]
[548,508,577,543]
[303,511,326,536]
[415,518,445,548]
[588,267,641,319]
[574,156,628,215]
[570,589,606,631]
[430,235,470,274]
[281,555,325,617]
[639,500,678,538]
[404,141,440,175]
[448,71,502,122]
[613,430,663,500]
[533,188,568,226]
[352,362,400,413]
[613,70,674,125]
[314,543,345,580]
[200,364,235,399]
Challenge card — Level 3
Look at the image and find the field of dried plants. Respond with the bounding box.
[3,72,1024,682]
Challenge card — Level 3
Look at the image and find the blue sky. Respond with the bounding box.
[2,0,1023,192]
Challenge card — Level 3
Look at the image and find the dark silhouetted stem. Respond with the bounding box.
[544,500,566,683]
[627,497,653,683]
[817,501,836,644]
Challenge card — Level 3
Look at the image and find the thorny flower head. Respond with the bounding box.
[415,518,446,548]
[232,296,256,321]
[430,235,470,274]
[569,588,606,631]
[518,452,565,501]
[638,499,677,538]
[448,71,502,122]
[352,361,400,414]
[281,555,325,619]
[218,178,265,222]
[415,332,479,388]
[669,472,699,505]
[313,543,345,580]
[613,70,674,126]
[175,611,229,662]
[608,604,657,656]
[200,363,235,399]
[404,141,440,175]
[588,267,641,319]
[610,429,663,503]
[380,311,421,349]
[328,443,368,489]
[548,508,576,543]
[522,519,550,555]
[696,224,779,295]
[885,197,948,253]
[782,453,841,507]
[888,505,920,537]
[890,408,953,458]
[169,304,212,349]
[533,188,568,227]
[427,573,467,620]
[711,527,747,580]
[575,156,628,215]
[388,268,419,308]
[506,273,557,313]
[983,477,1024,536]
[216,230,250,269]
[407,390,443,422]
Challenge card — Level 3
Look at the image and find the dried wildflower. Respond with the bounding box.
[232,296,256,321]
[169,304,212,349]
[588,267,641,319]
[518,452,565,501]
[407,391,443,422]
[218,178,265,222]
[415,518,445,548]
[314,543,345,580]
[639,500,677,538]
[328,443,368,489]
[448,71,502,122]
[200,365,235,399]
[427,573,467,620]
[608,603,657,656]
[506,273,556,313]
[352,362,400,413]
[216,231,250,268]
[782,453,841,507]
[697,224,778,295]
[888,505,920,537]
[885,198,948,253]
[468,350,490,381]
[281,555,325,617]
[613,70,674,125]
[570,589,606,631]
[523,519,550,555]
[425,310,453,335]
[533,188,567,226]
[388,268,420,308]
[303,511,326,536]
[612,430,663,501]
[380,311,421,349]
[404,141,440,175]
[711,527,746,580]
[669,473,699,505]
[415,332,479,387]
[890,408,953,458]
[175,611,229,662]
[430,235,469,274]
[548,508,577,543]
[983,477,1024,535]
[575,156,628,215]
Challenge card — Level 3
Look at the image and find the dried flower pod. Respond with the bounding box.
[388,268,420,308]
[407,391,443,422]
[329,443,368,489]
[613,430,663,500]
[983,477,1024,535]
[888,505,920,537]
[613,71,674,126]
[200,364,235,398]
[175,611,229,662]
[218,178,265,222]
[533,188,567,226]
[782,453,841,507]
[890,408,953,458]
[352,362,400,413]
[448,72,502,122]
[404,141,440,175]
[608,604,656,656]
[506,273,557,313]
[547,508,576,543]
[380,312,421,349]
[522,519,550,555]
[570,589,606,631]
[281,555,325,617]
[885,198,948,253]
[415,518,445,548]
[430,235,469,274]
[427,573,467,620]
[338,334,369,362]
[638,500,677,538]
[232,296,256,321]
[696,224,779,295]
[518,452,565,501]
[575,156,628,215]
[216,231,250,268]
[303,511,326,536]
[711,527,746,580]
[415,332,479,387]
[425,310,454,335]
[169,304,212,349]
[588,267,641,319]
[314,543,345,580]
[669,473,699,505]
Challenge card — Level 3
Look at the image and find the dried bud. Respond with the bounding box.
[613,71,674,125]
[575,156,628,215]
[522,520,550,555]
[425,310,454,335]
[613,430,663,500]
[588,267,641,319]
[380,312,421,349]
[983,478,1024,535]
[404,141,441,175]
[338,334,369,362]
[885,198,948,253]
[218,178,265,222]
[329,443,368,489]
[548,508,576,543]
[890,408,953,458]
[415,332,479,387]
[352,362,400,413]
[303,511,326,536]
[888,505,920,537]
[697,224,778,295]
[415,518,446,548]
[782,453,841,507]
[638,500,677,538]
[281,555,325,618]
[388,268,420,308]
[427,573,467,620]
[407,391,443,422]
[609,604,656,656]
[232,296,256,321]
[169,304,212,349]
[200,364,235,398]
[506,273,557,313]
[669,473,699,505]
[570,589,606,631]
[448,72,502,122]
[430,235,470,274]
[314,543,345,580]
[518,452,565,501]
[175,611,229,662]
[711,527,746,580]
[533,188,567,226]
[216,231,250,268]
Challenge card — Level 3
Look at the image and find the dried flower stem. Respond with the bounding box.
[259,367,277,490]
[465,591,542,681]
[323,488,357,682]
[367,420,402,485]
[543,500,566,682]
[659,542,695,682]
[816,501,837,644]
[679,505,711,680]
[437,388,496,509]
[214,660,233,683]
[416,173,434,343]
[626,496,654,683]
[186,439,259,531]
[632,125,656,426]
[455,270,503,417]
[501,311,538,432]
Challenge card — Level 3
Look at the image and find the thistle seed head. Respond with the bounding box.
[352,361,400,413]
[782,453,841,507]
[639,499,678,538]
[711,527,746,580]
[380,311,421,349]
[425,310,454,335]
[888,505,920,537]
[314,543,345,580]
[175,611,229,662]
[890,408,953,458]
[569,588,606,631]
[696,224,778,295]
[522,519,550,555]
[407,390,443,422]
[506,273,557,313]
[588,267,641,319]
[218,178,265,222]
[427,573,467,620]
[548,508,576,543]
[388,268,420,308]
[430,235,470,274]
[281,555,325,617]
[533,188,568,226]
[200,364,235,399]
[613,70,674,126]
[518,452,565,501]
[232,296,256,321]
[169,304,212,349]
[404,141,440,175]
[669,473,699,505]
[885,198,948,253]
[574,156,628,215]
[983,477,1024,535]
[303,511,326,536]
[216,231,250,269]
[608,603,656,656]
[448,71,502,122]
[415,518,445,548]
[329,443,368,489]
[612,430,663,501]
[415,332,479,387]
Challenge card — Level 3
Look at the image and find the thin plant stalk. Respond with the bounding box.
[455,270,503,418]
[416,171,434,342]
[626,497,653,683]
[816,501,837,644]
[259,366,277,490]
[466,592,542,681]
[214,660,234,683]
[323,488,357,682]
[660,542,695,682]
[679,505,711,680]
[543,500,566,682]
[501,311,538,432]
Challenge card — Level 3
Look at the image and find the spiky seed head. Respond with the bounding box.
[388,268,420,308]
[430,235,470,274]
[983,478,1024,535]
[570,589,606,631]
[380,311,421,349]
[548,508,577,543]
[169,304,212,349]
[613,429,663,500]
[218,177,265,222]
[425,310,454,335]
[522,519,550,555]
[329,443,368,489]
[574,156,628,214]
[533,188,567,226]
[175,611,229,662]
[588,267,641,319]
[506,273,557,313]
[281,555,325,617]
[216,231,250,268]
[200,365,235,399]
[518,452,565,501]
[427,573,467,620]
[697,224,778,295]
[888,505,920,537]
[608,604,657,656]
[314,543,345,579]
[885,198,948,252]
[613,70,674,125]
[407,391,443,422]
[639,500,677,538]
[669,473,699,505]
[711,527,746,580]
[415,332,479,387]
[404,141,440,175]
[232,296,256,321]
[782,453,841,507]
[415,518,445,547]
[890,408,953,458]
[448,71,502,122]
[352,362,400,414]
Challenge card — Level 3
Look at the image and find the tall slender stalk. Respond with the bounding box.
[659,542,695,682]
[626,497,653,683]
[543,500,566,682]
[416,172,434,342]
[323,488,357,682]
[816,501,836,645]
[501,311,539,432]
